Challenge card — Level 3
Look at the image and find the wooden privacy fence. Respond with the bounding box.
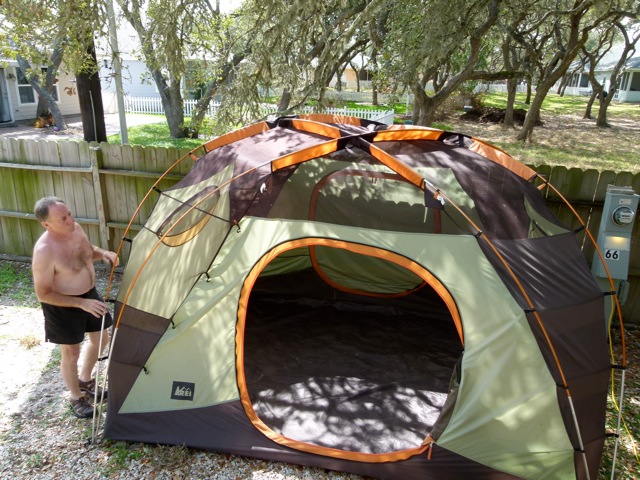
[1,137,639,322]
[0,138,193,267]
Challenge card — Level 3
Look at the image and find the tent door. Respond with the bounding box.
[236,238,464,463]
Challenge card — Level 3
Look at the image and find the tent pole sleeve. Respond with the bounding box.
[535,174,626,368]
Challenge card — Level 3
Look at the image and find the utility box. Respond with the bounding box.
[592,185,639,303]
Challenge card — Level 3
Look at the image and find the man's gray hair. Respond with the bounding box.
[34,196,65,222]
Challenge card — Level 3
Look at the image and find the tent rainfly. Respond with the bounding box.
[103,114,622,480]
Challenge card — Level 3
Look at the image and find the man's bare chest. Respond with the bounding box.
[53,237,93,274]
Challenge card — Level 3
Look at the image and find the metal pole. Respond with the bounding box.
[91,313,107,444]
[107,0,128,144]
[610,368,626,480]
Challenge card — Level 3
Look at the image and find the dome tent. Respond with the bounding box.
[103,114,614,479]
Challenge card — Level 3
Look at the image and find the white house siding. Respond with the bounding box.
[100,58,158,98]
[559,52,640,103]
[0,62,81,123]
[559,72,640,103]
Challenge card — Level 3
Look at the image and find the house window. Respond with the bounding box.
[16,68,35,104]
[579,75,589,88]
[620,72,630,91]
[16,67,59,105]
[569,73,579,87]
[630,72,640,92]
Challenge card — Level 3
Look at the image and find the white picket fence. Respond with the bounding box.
[124,96,221,116]
[297,106,395,125]
[324,90,414,105]
[477,83,528,94]
[123,95,396,125]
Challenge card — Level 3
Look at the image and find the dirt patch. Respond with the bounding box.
[459,106,543,126]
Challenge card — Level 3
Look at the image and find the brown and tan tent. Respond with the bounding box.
[104,115,620,479]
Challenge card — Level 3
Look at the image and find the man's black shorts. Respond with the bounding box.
[42,287,113,345]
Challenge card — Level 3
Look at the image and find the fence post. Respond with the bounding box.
[89,145,110,251]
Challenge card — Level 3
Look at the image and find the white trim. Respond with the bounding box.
[15,66,60,107]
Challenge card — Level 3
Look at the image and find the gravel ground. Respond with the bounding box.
[0,264,369,480]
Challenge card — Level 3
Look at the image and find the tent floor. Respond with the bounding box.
[244,294,463,454]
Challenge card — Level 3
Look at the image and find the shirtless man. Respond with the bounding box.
[32,197,118,418]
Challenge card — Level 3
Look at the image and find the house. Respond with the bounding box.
[562,51,640,103]
[99,54,160,114]
[341,64,374,90]
[0,60,81,126]
[97,10,230,114]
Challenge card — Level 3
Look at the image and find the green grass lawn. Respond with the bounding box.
[109,93,639,173]
[481,91,640,120]
[107,119,206,150]
[447,92,640,173]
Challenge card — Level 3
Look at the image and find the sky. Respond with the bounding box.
[220,1,244,13]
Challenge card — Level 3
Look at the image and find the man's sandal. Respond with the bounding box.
[79,378,108,399]
[69,395,93,419]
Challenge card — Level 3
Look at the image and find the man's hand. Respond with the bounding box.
[102,250,119,267]
[81,298,110,318]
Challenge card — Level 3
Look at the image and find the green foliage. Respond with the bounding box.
[99,441,190,476]
[25,452,45,469]
[45,346,61,372]
[101,440,146,473]
[0,0,106,75]
[0,262,38,307]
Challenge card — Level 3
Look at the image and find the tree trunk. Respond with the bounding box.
[594,23,639,129]
[163,91,187,138]
[517,89,545,142]
[335,65,344,91]
[318,87,327,109]
[153,71,187,138]
[558,82,567,97]
[583,91,596,119]
[596,91,613,127]
[371,48,378,106]
[76,44,107,143]
[42,93,66,130]
[556,76,568,96]
[16,56,67,130]
[504,78,518,128]
[188,53,247,137]
[525,81,532,104]
[37,42,64,118]
[277,89,292,113]
[595,103,610,127]
[411,84,437,126]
